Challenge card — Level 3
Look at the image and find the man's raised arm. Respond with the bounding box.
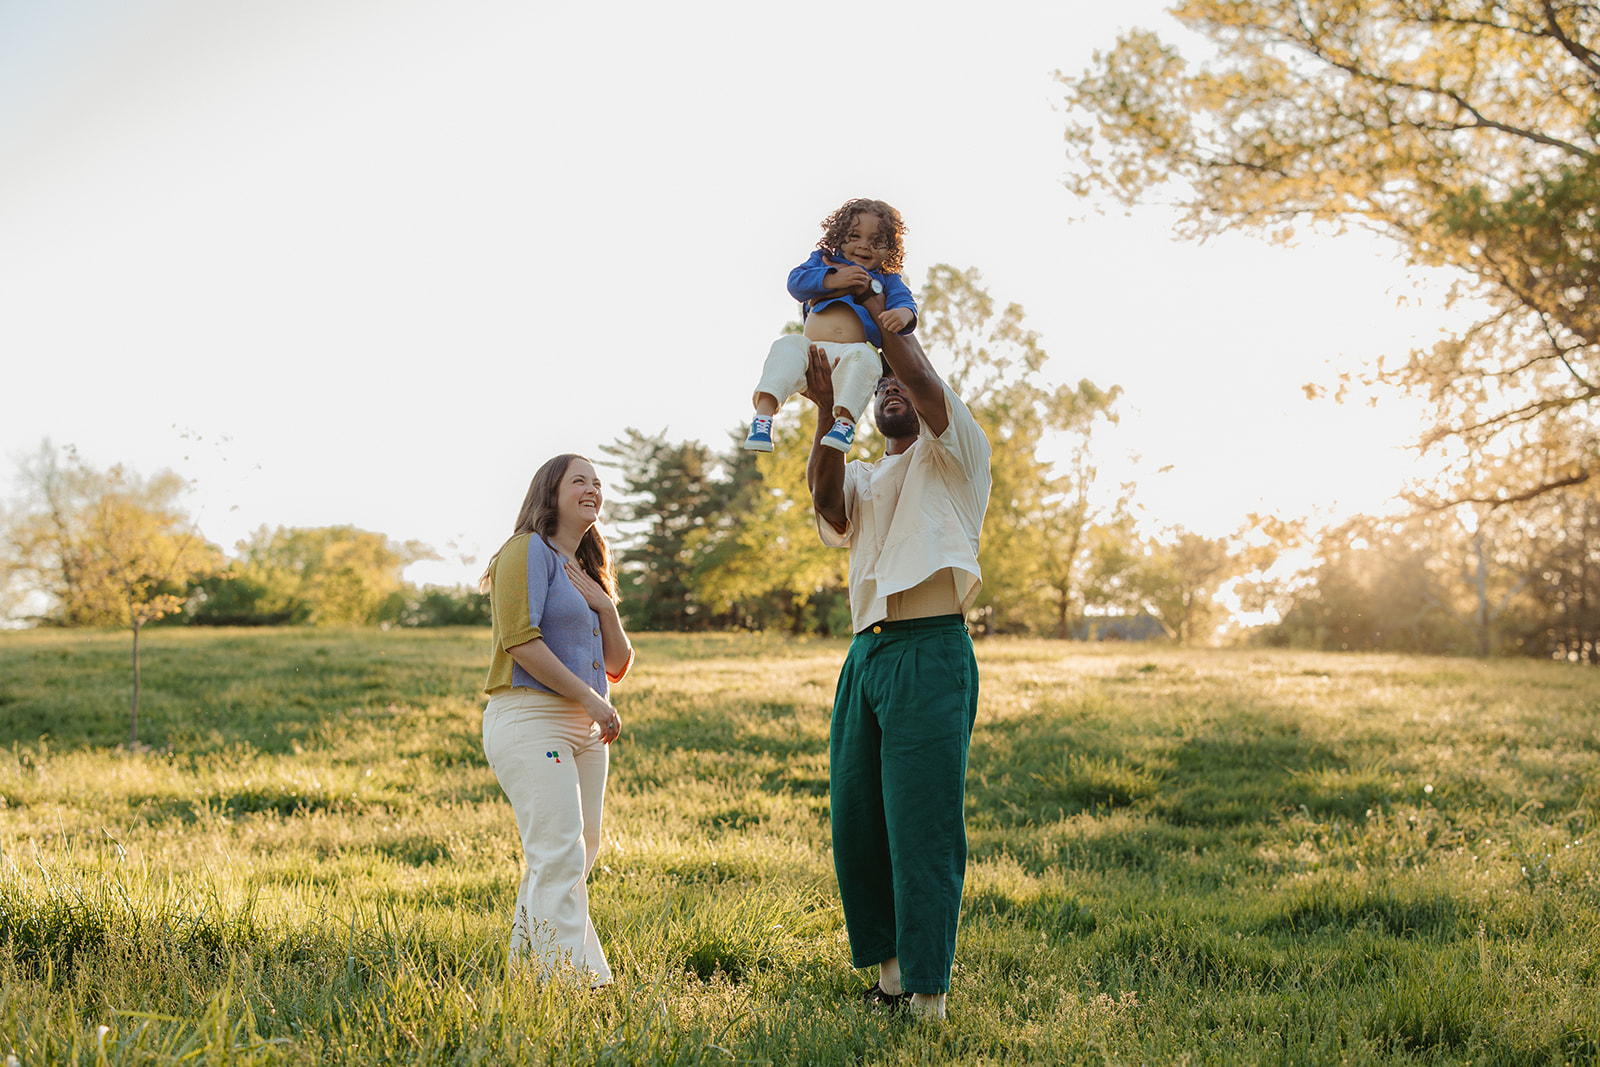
[862,291,948,437]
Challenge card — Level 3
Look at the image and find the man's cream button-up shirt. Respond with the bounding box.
[815,385,992,635]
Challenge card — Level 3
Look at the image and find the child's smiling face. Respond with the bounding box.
[840,213,887,271]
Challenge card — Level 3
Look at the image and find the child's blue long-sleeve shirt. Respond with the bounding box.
[787,249,917,349]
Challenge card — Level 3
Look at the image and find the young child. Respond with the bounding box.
[746,199,917,454]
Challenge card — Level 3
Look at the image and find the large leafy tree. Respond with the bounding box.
[1062,1,1599,505]
[195,525,432,626]
[921,264,1122,633]
[1130,527,1240,645]
[688,417,851,633]
[2,443,221,744]
[599,430,734,631]
[1272,512,1476,653]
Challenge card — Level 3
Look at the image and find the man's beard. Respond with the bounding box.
[875,403,919,439]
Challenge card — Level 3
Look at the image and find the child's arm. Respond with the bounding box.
[879,307,914,334]
[879,274,918,334]
[788,250,875,304]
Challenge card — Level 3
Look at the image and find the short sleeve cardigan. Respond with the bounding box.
[482,533,615,698]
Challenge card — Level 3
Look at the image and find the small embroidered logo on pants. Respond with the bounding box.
[546,750,561,763]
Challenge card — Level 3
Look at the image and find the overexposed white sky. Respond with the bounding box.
[0,0,1452,589]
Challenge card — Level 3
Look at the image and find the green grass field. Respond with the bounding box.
[2,627,1598,1065]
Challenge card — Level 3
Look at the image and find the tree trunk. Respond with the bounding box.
[130,620,141,747]
[1584,498,1597,664]
[1474,524,1491,658]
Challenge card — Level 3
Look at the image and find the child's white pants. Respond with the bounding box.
[482,688,612,985]
[753,334,881,424]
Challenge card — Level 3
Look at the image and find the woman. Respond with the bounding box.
[479,453,633,985]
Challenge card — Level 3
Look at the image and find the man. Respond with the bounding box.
[802,286,992,1019]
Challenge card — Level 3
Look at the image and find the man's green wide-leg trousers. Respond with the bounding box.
[829,614,978,994]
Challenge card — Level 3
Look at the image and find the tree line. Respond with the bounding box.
[6,3,1596,664]
[6,257,1598,665]
[1261,490,1600,662]
[0,443,487,633]
[0,266,1252,648]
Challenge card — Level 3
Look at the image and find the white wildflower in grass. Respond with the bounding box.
[1424,783,1434,794]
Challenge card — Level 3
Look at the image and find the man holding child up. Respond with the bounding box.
[801,284,992,1020]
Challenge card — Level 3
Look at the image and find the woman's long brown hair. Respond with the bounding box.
[478,454,617,601]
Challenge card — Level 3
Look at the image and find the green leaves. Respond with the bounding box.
[922,265,1124,635]
[1063,1,1600,504]
[197,525,431,627]
[3,442,220,630]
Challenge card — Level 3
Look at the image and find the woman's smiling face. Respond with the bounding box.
[556,457,603,529]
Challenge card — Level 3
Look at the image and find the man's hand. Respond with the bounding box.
[822,256,874,296]
[799,344,837,413]
[879,307,914,334]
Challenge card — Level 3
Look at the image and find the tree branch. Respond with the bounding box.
[1282,20,1598,160]
[1430,384,1600,444]
[1539,0,1600,82]
[1412,468,1595,511]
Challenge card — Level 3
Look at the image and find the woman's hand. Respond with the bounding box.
[565,559,613,614]
[566,559,635,685]
[580,689,622,744]
[505,635,626,743]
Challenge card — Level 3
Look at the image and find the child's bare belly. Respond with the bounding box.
[804,304,868,344]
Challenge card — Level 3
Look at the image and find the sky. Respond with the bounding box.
[0,0,1457,591]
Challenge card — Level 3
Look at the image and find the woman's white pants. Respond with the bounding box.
[482,688,612,984]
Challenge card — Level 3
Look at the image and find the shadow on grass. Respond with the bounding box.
[126,786,381,822]
[973,694,1392,831]
[1090,909,1293,990]
[0,628,487,754]
[962,887,1098,937]
[1269,876,1482,940]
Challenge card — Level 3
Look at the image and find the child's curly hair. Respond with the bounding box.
[818,198,907,275]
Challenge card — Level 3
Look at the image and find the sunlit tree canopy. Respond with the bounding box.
[1062,1,1599,505]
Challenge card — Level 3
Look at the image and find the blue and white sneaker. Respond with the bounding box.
[820,417,856,453]
[744,414,775,452]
